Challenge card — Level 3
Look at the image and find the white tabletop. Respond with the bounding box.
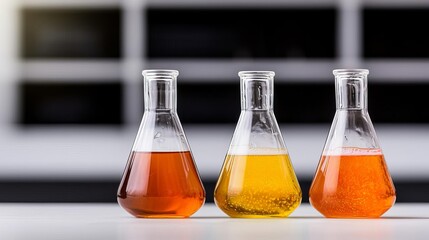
[0,203,428,240]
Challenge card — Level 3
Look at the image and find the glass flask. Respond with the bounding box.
[309,69,396,218]
[117,70,205,218]
[214,71,302,218]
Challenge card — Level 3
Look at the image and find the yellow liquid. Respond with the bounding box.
[214,154,302,218]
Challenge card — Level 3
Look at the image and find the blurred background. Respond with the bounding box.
[1,0,429,202]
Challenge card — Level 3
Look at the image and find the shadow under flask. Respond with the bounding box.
[214,71,302,218]
[309,69,396,218]
[117,70,205,218]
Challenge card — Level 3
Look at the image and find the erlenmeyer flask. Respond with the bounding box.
[117,70,205,218]
[309,69,396,218]
[214,71,302,218]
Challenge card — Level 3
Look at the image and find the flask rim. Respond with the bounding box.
[239,71,275,78]
[142,69,179,77]
[333,69,369,76]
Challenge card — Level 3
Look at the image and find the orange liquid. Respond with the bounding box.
[309,153,396,218]
[117,151,205,218]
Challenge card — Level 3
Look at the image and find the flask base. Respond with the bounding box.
[118,196,205,218]
[309,200,396,219]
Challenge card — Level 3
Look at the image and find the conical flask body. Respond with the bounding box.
[117,70,205,218]
[214,71,301,218]
[309,69,395,218]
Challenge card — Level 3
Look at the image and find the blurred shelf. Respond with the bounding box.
[19,0,337,8]
[364,60,429,81]
[14,0,429,83]
[362,0,429,7]
[148,0,429,8]
[19,0,429,8]
[17,59,339,82]
[20,60,122,81]
[146,59,336,82]
[145,0,337,8]
[19,59,429,82]
[19,0,121,8]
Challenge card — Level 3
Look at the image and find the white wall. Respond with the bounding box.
[0,124,427,181]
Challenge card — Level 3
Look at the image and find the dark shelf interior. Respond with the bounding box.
[363,8,429,58]
[20,82,123,125]
[147,8,337,59]
[21,8,122,59]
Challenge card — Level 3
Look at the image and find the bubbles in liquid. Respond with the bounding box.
[117,151,205,218]
[215,154,301,218]
[309,148,396,218]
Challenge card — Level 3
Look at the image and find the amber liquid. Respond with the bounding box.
[117,151,205,218]
[214,154,302,218]
[309,151,396,218]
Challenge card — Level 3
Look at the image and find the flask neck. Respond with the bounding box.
[143,70,178,112]
[239,71,274,111]
[334,69,369,110]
